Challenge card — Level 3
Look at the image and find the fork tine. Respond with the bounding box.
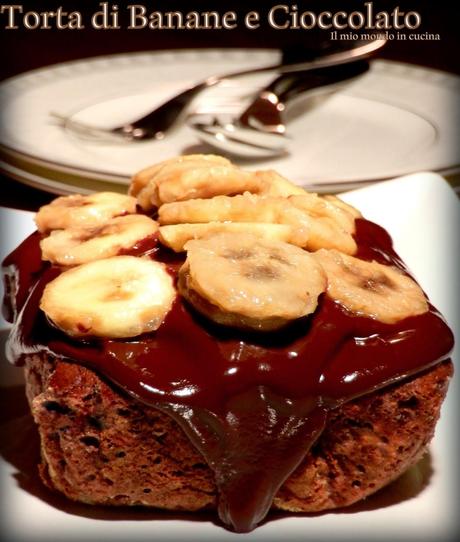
[49,112,131,143]
[50,94,250,142]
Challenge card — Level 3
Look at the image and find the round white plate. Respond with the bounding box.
[0,50,459,193]
[0,149,126,195]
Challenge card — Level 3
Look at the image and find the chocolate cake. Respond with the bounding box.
[2,154,454,533]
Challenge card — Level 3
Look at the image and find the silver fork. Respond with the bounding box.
[189,60,370,158]
[52,39,385,143]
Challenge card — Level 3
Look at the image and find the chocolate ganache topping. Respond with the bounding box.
[2,157,455,532]
[3,220,453,532]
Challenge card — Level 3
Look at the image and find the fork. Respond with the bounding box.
[189,60,370,158]
[53,39,385,143]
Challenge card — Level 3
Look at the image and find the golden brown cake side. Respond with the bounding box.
[24,353,453,513]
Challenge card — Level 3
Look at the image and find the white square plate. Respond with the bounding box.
[1,172,458,541]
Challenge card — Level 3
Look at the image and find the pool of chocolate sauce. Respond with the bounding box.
[2,219,454,532]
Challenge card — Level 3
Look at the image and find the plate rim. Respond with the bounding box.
[1,52,459,193]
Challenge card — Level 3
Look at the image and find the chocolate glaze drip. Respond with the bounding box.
[2,219,454,532]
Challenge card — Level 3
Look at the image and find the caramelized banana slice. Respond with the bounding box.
[40,256,175,338]
[159,193,358,254]
[159,193,280,224]
[159,222,296,252]
[179,233,327,331]
[35,192,137,233]
[314,249,428,323]
[130,154,311,211]
[289,194,357,254]
[130,154,230,196]
[323,195,362,219]
[130,154,236,210]
[289,194,356,232]
[255,170,308,197]
[131,155,359,253]
[40,215,158,265]
[155,162,259,206]
[300,216,356,255]
[158,193,310,247]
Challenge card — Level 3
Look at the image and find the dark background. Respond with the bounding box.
[0,0,459,208]
[1,0,458,80]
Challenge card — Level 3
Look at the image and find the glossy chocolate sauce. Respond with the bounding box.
[3,220,454,532]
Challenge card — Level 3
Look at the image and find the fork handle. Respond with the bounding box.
[270,60,369,102]
[239,60,369,131]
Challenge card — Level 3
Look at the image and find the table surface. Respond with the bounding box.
[0,1,458,210]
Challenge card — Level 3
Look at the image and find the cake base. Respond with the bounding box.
[23,353,452,514]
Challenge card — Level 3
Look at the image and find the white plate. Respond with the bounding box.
[1,50,459,193]
[0,151,126,196]
[1,172,458,541]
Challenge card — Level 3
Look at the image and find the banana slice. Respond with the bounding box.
[314,249,428,323]
[130,154,234,210]
[155,162,259,206]
[130,155,311,211]
[322,195,362,219]
[179,233,327,331]
[289,194,357,232]
[299,215,356,255]
[40,215,158,265]
[159,222,296,252]
[289,194,357,254]
[132,155,360,253]
[130,154,231,196]
[35,192,137,233]
[129,158,186,200]
[158,193,310,246]
[159,193,278,224]
[255,170,307,197]
[40,256,175,338]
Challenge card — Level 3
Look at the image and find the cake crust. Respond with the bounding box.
[24,352,452,513]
